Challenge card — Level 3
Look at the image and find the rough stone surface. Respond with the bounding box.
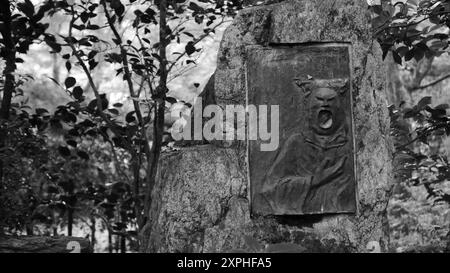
[0,236,92,253]
[141,146,249,252]
[141,0,393,253]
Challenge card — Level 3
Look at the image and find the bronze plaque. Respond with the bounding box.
[248,43,357,215]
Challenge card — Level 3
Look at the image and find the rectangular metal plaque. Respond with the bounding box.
[248,43,357,215]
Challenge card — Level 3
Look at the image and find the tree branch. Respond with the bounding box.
[0,0,15,120]
[142,0,168,228]
[102,3,152,227]
[411,73,450,91]
[66,7,130,151]
[167,17,228,74]
[0,0,15,203]
[102,1,151,151]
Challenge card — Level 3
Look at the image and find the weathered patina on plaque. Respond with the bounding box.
[248,44,357,215]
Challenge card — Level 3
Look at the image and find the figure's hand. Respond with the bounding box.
[279,176,304,185]
[312,157,347,187]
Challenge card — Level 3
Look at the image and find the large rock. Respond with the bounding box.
[141,0,393,253]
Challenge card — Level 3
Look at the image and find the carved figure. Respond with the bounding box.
[260,79,356,214]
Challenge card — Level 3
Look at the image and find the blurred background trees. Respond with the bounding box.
[0,0,245,252]
[372,0,450,252]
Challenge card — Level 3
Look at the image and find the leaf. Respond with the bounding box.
[185,41,196,56]
[165,97,177,104]
[414,47,425,62]
[381,46,390,60]
[78,38,92,46]
[73,86,83,100]
[65,61,72,72]
[46,41,62,53]
[113,103,123,108]
[50,119,63,130]
[65,77,76,88]
[88,50,98,60]
[58,146,71,157]
[86,129,98,137]
[371,13,389,30]
[183,31,195,38]
[87,99,98,111]
[392,51,402,65]
[395,153,415,164]
[66,140,78,147]
[68,128,79,136]
[428,107,447,119]
[111,0,125,17]
[396,46,409,57]
[47,77,61,87]
[89,59,98,70]
[403,107,417,118]
[77,151,90,160]
[188,2,204,13]
[195,15,204,24]
[73,24,85,31]
[80,11,89,23]
[36,108,49,115]
[435,104,449,110]
[417,96,432,110]
[108,108,119,115]
[429,14,440,24]
[405,49,415,61]
[100,94,109,110]
[112,38,121,45]
[17,0,35,18]
[126,111,136,123]
[62,112,77,123]
[105,53,122,63]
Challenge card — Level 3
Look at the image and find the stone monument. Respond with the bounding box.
[141,0,393,253]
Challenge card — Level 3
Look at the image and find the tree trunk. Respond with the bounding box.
[115,235,120,253]
[0,0,16,206]
[120,234,126,253]
[142,0,167,228]
[0,236,91,253]
[0,0,15,120]
[67,207,73,236]
[108,231,112,253]
[90,216,96,249]
[26,225,33,236]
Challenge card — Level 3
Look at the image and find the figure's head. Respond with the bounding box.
[294,79,348,136]
[308,87,343,135]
